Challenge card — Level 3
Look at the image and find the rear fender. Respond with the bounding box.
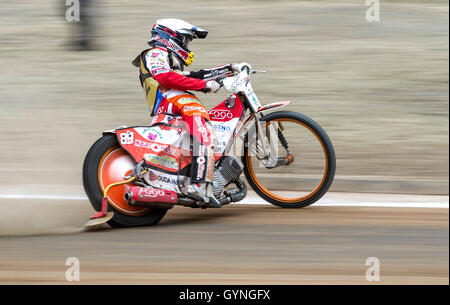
[102,125,130,136]
[102,129,116,136]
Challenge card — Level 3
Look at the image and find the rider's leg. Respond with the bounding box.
[167,94,219,206]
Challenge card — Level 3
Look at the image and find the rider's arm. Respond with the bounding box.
[144,48,207,91]
[184,64,234,81]
[153,71,207,91]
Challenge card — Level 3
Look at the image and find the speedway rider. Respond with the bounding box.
[132,18,248,207]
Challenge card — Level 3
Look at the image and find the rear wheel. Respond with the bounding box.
[83,134,168,227]
[243,111,335,208]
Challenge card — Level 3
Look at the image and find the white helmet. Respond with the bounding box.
[149,19,208,66]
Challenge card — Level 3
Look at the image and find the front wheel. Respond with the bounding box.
[243,111,336,208]
[83,134,168,227]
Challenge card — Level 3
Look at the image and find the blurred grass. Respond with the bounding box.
[0,0,448,194]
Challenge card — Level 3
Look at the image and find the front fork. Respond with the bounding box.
[252,113,294,169]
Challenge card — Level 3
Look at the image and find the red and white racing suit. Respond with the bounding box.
[135,46,233,183]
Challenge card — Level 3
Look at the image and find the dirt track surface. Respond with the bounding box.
[0,200,447,284]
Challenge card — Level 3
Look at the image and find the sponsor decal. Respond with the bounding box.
[138,188,166,198]
[144,154,178,170]
[136,127,163,141]
[204,70,220,78]
[156,107,166,115]
[135,139,180,156]
[216,141,227,152]
[194,117,210,143]
[149,61,168,68]
[150,51,160,58]
[212,124,232,133]
[158,175,181,185]
[153,34,189,61]
[152,68,171,76]
[177,97,198,105]
[246,89,261,109]
[231,76,249,91]
[141,127,153,133]
[201,128,209,143]
[156,58,167,64]
[209,109,233,121]
[145,170,187,192]
[120,131,134,145]
[183,105,206,113]
[135,139,154,149]
[147,133,157,141]
[197,144,206,160]
[151,143,161,152]
[148,170,158,181]
[196,163,205,180]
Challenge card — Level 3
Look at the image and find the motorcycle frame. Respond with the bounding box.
[216,69,291,160]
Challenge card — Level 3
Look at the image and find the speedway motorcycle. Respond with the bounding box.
[83,65,336,227]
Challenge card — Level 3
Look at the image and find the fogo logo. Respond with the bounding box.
[209,109,233,121]
[138,188,165,198]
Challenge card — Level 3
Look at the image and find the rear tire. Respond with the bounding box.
[82,134,168,227]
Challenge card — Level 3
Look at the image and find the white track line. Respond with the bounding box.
[242,195,449,208]
[0,194,88,200]
[0,193,448,208]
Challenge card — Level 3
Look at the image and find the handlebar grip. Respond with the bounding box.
[215,74,227,86]
[240,65,251,74]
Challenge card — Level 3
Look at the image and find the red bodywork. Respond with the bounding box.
[208,94,244,123]
[115,126,192,174]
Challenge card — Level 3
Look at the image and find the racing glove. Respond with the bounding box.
[203,80,221,93]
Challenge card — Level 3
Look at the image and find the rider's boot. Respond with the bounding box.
[186,182,221,208]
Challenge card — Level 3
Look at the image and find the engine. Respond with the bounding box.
[212,156,244,197]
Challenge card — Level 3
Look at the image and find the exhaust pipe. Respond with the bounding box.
[125,180,248,209]
[125,186,178,206]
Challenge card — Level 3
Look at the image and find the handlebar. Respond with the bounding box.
[215,74,228,86]
[215,68,266,86]
[249,69,266,74]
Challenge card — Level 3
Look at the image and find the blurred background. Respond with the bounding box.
[0,0,448,195]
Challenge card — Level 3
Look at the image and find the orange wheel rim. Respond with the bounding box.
[246,118,328,203]
[98,146,149,216]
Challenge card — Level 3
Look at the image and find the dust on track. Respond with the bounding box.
[0,199,89,237]
[0,199,447,284]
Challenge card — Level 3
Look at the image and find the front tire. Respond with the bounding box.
[83,134,168,227]
[243,111,336,208]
